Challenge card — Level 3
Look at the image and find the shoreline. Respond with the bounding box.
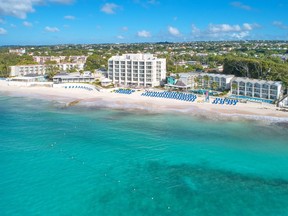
[1,84,288,122]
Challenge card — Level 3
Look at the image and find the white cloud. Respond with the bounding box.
[64,15,75,20]
[231,2,252,10]
[243,23,253,30]
[137,30,151,38]
[23,21,33,27]
[0,27,7,35]
[273,21,288,30]
[168,26,180,36]
[101,3,120,14]
[0,18,5,24]
[10,24,16,28]
[0,0,74,19]
[191,23,258,40]
[191,24,200,34]
[231,31,249,39]
[45,26,60,32]
[117,35,124,39]
[208,24,241,33]
[0,0,38,19]
[122,26,128,31]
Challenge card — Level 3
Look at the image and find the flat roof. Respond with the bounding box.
[233,77,282,85]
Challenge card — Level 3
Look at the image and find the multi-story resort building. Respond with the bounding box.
[53,72,95,83]
[166,72,234,91]
[231,77,282,100]
[197,73,234,90]
[33,56,87,64]
[108,54,166,87]
[10,63,85,77]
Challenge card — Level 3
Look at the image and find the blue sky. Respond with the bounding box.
[0,0,288,45]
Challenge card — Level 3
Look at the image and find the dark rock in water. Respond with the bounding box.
[274,121,288,129]
[67,100,81,107]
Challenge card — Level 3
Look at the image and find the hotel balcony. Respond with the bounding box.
[239,90,245,95]
[246,92,253,97]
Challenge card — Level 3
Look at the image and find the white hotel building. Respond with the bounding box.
[197,73,235,90]
[10,63,85,77]
[108,54,166,87]
[231,77,282,100]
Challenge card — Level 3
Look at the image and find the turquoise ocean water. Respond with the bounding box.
[1,94,288,216]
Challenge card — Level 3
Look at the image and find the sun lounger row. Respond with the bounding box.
[114,89,135,94]
[64,85,94,91]
[141,91,197,102]
[212,98,238,105]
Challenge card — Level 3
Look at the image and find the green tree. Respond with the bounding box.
[46,65,60,80]
[211,82,218,90]
[203,75,210,89]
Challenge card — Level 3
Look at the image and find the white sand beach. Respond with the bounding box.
[1,83,288,121]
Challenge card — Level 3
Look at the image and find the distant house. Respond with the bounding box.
[9,48,26,55]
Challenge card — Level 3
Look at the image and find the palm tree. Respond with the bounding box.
[231,83,238,94]
[194,77,200,89]
[211,82,218,90]
[203,75,210,89]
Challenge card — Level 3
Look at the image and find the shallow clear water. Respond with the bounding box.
[1,94,288,215]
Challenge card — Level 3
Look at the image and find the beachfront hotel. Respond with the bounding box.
[231,77,282,100]
[197,73,235,90]
[9,63,85,77]
[53,72,95,83]
[166,72,234,91]
[108,54,166,87]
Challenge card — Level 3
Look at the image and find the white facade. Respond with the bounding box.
[231,77,282,100]
[10,63,84,77]
[53,72,95,83]
[33,56,87,64]
[197,73,234,90]
[108,54,166,87]
[9,48,26,55]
